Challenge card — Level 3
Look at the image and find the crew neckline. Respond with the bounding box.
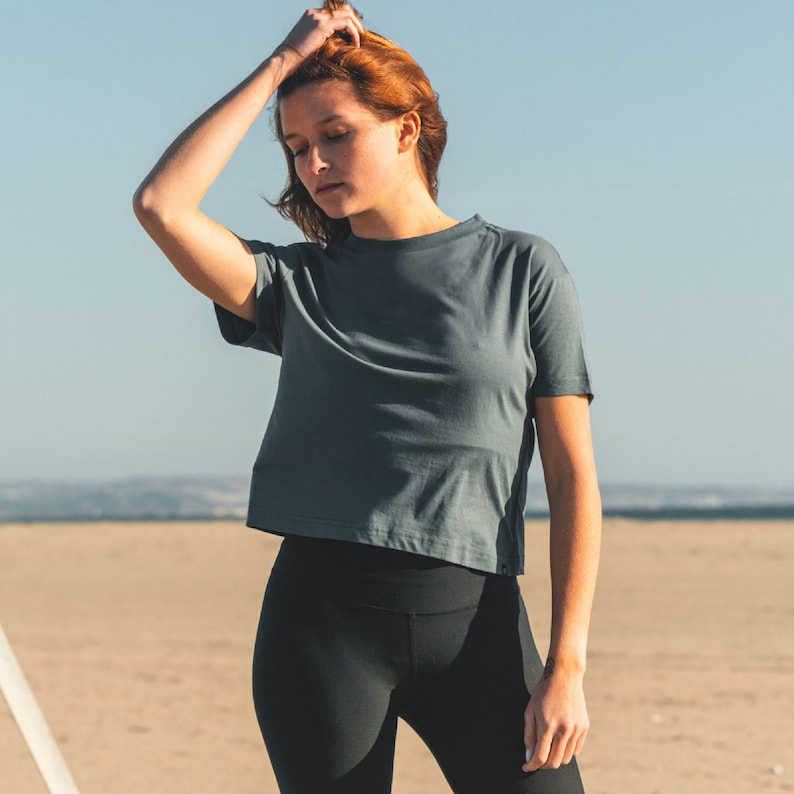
[341,215,485,254]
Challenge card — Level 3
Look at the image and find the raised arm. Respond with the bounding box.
[522,394,601,773]
[132,6,364,321]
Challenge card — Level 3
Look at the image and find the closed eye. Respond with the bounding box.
[289,131,349,159]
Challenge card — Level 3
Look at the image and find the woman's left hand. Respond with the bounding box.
[522,663,589,772]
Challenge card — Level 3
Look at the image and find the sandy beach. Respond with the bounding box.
[1,519,792,793]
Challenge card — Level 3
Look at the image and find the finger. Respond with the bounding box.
[350,8,365,32]
[339,7,366,36]
[342,19,361,47]
[522,744,536,773]
[322,8,364,47]
[522,709,538,772]
[530,736,553,771]
[544,725,583,769]
[561,739,577,767]
[523,733,553,772]
[540,735,567,770]
[571,728,587,759]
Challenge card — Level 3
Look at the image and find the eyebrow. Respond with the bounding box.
[283,114,344,142]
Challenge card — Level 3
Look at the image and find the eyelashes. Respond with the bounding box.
[290,132,349,159]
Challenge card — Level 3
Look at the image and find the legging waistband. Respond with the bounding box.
[271,534,518,614]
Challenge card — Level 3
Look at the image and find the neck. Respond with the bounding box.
[349,183,458,241]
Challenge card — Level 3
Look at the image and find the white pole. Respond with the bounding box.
[0,623,80,794]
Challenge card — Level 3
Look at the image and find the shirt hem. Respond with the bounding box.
[245,506,524,576]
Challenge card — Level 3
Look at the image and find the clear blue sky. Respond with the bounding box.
[2,0,792,488]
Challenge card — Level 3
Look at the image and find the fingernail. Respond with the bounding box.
[525,748,533,764]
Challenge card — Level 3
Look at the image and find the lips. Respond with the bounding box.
[315,182,343,197]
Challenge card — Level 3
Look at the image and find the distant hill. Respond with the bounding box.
[591,483,794,521]
[1,478,793,522]
[0,478,249,522]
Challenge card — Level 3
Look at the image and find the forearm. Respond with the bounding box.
[130,8,363,317]
[523,419,600,772]
[545,469,601,672]
[133,47,298,221]
[134,3,364,221]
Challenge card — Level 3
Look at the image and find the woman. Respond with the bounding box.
[133,3,601,792]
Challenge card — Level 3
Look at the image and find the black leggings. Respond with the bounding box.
[253,536,585,794]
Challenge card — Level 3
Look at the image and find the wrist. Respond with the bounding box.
[544,650,587,677]
[268,43,304,79]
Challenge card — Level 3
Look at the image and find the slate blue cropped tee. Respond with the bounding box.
[215,216,592,574]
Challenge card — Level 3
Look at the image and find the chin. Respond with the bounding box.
[321,207,350,221]
[311,192,344,216]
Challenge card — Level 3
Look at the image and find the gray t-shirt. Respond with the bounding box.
[215,215,592,574]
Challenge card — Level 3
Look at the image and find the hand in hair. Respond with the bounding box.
[276,4,365,64]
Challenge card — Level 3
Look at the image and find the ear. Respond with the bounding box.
[396,110,422,154]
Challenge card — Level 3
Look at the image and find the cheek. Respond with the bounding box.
[293,160,310,187]
[353,151,383,180]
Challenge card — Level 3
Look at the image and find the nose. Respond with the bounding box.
[304,144,329,175]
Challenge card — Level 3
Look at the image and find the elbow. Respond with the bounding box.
[132,182,165,231]
[133,180,195,238]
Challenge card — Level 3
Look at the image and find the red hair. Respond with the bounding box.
[271,2,447,245]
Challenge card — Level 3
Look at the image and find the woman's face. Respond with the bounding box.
[280,80,418,232]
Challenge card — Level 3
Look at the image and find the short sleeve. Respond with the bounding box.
[528,238,593,401]
[214,240,288,356]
